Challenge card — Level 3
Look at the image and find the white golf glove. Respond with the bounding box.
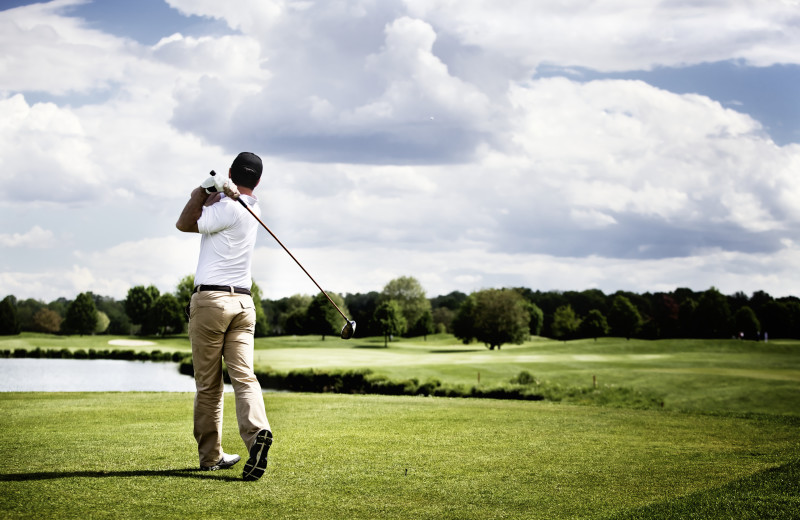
[200,170,228,194]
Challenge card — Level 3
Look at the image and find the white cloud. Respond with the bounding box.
[1,0,800,304]
[402,0,800,71]
[0,226,55,248]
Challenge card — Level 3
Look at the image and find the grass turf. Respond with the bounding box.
[1,392,799,519]
[2,333,799,518]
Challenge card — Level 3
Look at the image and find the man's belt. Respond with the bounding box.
[193,285,252,296]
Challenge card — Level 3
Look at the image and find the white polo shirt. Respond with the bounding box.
[194,194,260,289]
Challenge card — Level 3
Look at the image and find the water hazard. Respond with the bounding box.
[0,358,233,392]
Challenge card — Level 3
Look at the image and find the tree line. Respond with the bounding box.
[1,276,797,347]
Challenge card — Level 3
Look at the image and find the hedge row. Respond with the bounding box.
[2,347,661,408]
[179,363,663,407]
[1,347,188,363]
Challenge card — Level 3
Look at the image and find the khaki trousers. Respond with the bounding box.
[188,291,270,467]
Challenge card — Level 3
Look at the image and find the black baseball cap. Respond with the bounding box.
[230,152,262,188]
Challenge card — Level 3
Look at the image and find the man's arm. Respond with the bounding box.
[176,187,212,233]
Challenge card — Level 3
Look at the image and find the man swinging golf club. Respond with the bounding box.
[176,152,272,481]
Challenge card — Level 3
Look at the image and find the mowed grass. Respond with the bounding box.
[2,333,800,518]
[5,333,800,415]
[1,392,798,520]
[250,334,800,416]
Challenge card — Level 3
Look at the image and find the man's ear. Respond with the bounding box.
[229,168,233,179]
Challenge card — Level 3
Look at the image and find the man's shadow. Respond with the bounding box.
[0,468,242,482]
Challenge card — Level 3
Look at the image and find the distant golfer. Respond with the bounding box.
[176,152,272,481]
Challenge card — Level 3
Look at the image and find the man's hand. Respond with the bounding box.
[223,182,240,200]
[200,171,228,194]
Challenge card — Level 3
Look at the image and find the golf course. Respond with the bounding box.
[1,333,798,519]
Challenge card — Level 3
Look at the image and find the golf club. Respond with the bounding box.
[234,196,356,340]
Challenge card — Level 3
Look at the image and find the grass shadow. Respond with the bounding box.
[605,459,800,519]
[0,468,242,483]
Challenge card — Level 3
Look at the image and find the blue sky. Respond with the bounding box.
[1,0,800,303]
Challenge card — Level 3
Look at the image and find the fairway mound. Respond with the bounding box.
[108,339,156,347]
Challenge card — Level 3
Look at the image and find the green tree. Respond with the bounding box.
[551,304,581,342]
[152,293,185,335]
[733,305,760,340]
[471,289,530,350]
[15,298,45,332]
[678,298,698,338]
[125,285,160,335]
[175,274,195,323]
[695,287,731,338]
[527,302,544,336]
[453,295,477,344]
[373,299,407,347]
[64,292,98,336]
[344,291,382,338]
[0,295,20,335]
[760,300,790,338]
[33,308,62,334]
[608,295,642,340]
[409,309,435,339]
[281,294,313,335]
[250,280,269,337]
[94,295,130,335]
[579,309,609,341]
[94,311,110,334]
[432,307,455,333]
[306,292,349,340]
[380,276,431,337]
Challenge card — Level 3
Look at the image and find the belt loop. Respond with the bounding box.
[229,286,234,295]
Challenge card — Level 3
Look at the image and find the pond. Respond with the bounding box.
[0,358,233,393]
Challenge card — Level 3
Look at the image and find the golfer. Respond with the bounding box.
[176,152,272,481]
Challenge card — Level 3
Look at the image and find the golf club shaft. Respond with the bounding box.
[237,198,351,322]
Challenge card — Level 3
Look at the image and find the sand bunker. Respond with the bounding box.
[108,339,156,347]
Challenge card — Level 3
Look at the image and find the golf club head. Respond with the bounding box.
[340,320,356,340]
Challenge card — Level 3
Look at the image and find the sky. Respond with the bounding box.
[1,0,800,303]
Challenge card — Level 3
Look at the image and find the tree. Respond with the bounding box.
[250,280,269,337]
[432,307,455,333]
[430,291,468,311]
[33,308,62,334]
[175,274,195,323]
[760,300,790,338]
[471,289,530,350]
[151,294,185,335]
[94,295,130,335]
[373,300,407,347]
[15,298,45,332]
[380,276,431,337]
[678,298,698,338]
[551,305,581,342]
[579,309,609,341]
[306,292,349,340]
[64,292,98,336]
[94,311,110,334]
[453,295,477,344]
[0,295,20,335]
[527,302,544,336]
[344,291,382,338]
[125,285,160,335]
[733,306,760,340]
[608,295,642,340]
[409,309,435,339]
[695,287,731,338]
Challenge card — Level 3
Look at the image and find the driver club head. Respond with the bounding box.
[340,320,356,340]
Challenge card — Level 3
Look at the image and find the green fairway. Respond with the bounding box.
[2,333,799,518]
[1,392,798,520]
[4,333,800,415]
